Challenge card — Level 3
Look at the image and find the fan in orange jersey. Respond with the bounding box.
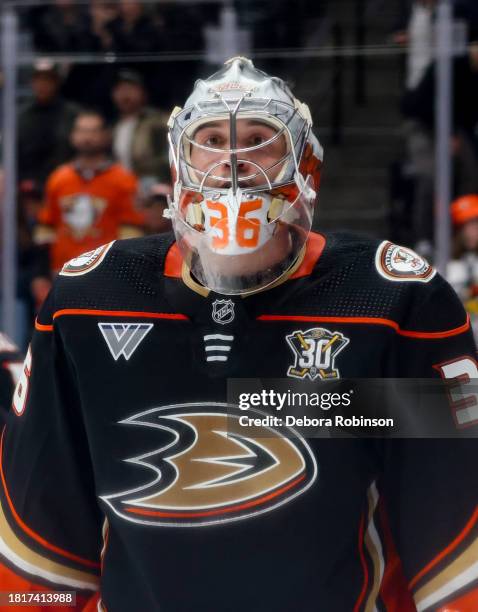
[34,110,144,274]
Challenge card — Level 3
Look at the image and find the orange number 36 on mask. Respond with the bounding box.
[204,198,271,254]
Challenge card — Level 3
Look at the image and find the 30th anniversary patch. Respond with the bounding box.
[286,328,349,381]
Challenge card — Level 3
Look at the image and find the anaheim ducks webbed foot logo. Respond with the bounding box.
[375,241,435,282]
[286,328,349,380]
[59,241,114,276]
[100,403,317,527]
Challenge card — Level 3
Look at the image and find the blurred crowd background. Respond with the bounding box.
[1,0,478,354]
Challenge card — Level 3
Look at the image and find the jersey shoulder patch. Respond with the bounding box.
[374,241,436,283]
[59,241,115,277]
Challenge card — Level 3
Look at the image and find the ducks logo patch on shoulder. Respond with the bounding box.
[375,241,435,283]
[59,241,115,277]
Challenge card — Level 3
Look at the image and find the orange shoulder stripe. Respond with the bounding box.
[34,319,53,332]
[257,314,470,339]
[53,309,189,321]
[0,429,100,570]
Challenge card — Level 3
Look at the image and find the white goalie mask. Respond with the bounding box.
[166,56,323,295]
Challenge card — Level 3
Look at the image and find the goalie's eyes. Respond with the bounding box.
[193,121,279,151]
[248,134,268,147]
[202,134,227,149]
[199,133,269,150]
[188,119,288,187]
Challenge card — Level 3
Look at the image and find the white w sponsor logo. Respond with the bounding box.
[98,323,153,361]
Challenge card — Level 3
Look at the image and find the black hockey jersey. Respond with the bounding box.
[1,232,477,612]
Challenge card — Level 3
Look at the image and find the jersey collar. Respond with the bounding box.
[164,232,326,298]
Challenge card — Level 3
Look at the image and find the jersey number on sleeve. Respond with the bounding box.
[434,357,478,427]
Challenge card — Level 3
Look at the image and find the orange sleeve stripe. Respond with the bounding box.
[378,499,417,612]
[34,319,53,332]
[0,430,100,570]
[0,563,92,611]
[437,586,478,612]
[53,309,189,321]
[409,505,478,589]
[82,594,102,612]
[257,314,471,339]
[353,513,369,612]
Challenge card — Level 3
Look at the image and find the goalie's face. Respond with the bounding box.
[189,119,287,188]
[168,98,319,295]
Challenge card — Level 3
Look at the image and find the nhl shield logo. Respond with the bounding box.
[212,299,235,325]
[286,328,349,380]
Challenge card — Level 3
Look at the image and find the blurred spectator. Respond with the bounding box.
[17,181,50,318]
[108,1,162,55]
[28,1,90,54]
[407,0,436,90]
[60,2,120,119]
[0,174,41,347]
[392,1,436,88]
[147,4,205,109]
[88,0,119,51]
[33,110,144,289]
[112,70,170,181]
[18,180,43,232]
[137,178,172,235]
[402,38,478,144]
[26,0,201,113]
[18,60,80,186]
[447,194,478,338]
[106,2,170,109]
